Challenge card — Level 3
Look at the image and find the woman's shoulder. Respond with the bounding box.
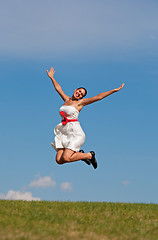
[62,99,85,112]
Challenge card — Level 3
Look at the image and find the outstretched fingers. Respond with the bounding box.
[120,83,125,89]
[46,67,55,78]
[114,83,125,92]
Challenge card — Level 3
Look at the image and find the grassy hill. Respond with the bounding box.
[0,200,158,240]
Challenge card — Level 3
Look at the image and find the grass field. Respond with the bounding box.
[0,200,158,240]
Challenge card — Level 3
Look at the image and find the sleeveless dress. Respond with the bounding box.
[51,105,86,152]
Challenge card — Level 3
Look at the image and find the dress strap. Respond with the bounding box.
[60,111,77,125]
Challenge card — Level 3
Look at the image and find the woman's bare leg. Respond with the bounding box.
[56,149,65,164]
[56,148,92,164]
[56,148,97,169]
[62,149,91,163]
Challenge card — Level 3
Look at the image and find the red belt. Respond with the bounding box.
[60,111,77,125]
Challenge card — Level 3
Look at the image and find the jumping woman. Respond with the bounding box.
[47,67,124,169]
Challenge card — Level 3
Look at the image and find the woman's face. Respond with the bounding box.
[73,88,86,100]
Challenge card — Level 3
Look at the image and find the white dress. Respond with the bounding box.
[51,105,86,152]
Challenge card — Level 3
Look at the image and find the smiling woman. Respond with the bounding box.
[47,67,124,170]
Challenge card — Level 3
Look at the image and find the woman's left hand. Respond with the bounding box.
[114,83,125,92]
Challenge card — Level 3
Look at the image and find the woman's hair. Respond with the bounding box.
[77,87,87,97]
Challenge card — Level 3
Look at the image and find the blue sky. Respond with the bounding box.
[0,0,158,202]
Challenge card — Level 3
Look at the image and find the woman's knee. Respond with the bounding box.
[56,149,72,164]
[56,155,64,164]
[56,149,65,164]
[56,158,64,165]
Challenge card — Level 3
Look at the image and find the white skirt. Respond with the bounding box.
[51,121,86,152]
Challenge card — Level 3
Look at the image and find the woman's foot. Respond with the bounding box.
[89,151,97,169]
[79,150,91,165]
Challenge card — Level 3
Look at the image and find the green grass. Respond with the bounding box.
[0,200,158,240]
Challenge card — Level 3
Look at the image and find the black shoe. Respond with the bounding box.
[89,151,97,169]
[79,150,91,165]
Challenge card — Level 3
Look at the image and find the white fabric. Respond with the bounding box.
[51,105,85,152]
[59,105,79,119]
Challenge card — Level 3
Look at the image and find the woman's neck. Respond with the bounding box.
[71,96,78,101]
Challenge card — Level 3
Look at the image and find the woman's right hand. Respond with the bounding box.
[46,67,55,79]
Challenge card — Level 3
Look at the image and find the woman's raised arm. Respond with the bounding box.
[46,67,70,102]
[79,83,124,107]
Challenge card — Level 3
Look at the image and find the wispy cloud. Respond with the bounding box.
[122,180,131,186]
[0,190,40,201]
[60,182,72,191]
[0,175,73,201]
[29,176,56,188]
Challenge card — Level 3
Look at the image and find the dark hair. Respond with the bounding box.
[77,87,87,97]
